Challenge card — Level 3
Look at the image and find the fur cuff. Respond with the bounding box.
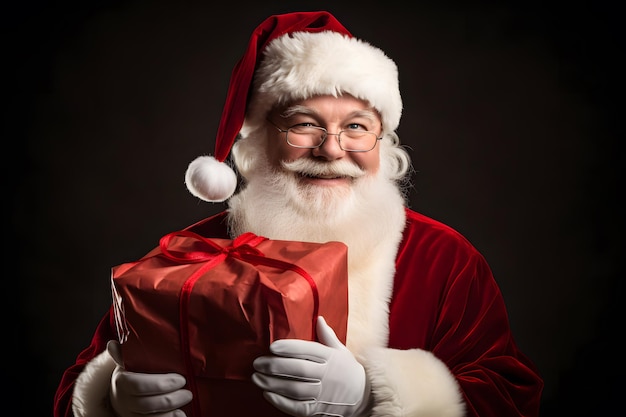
[72,350,118,417]
[363,347,465,417]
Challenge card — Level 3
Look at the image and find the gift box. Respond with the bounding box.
[111,230,349,417]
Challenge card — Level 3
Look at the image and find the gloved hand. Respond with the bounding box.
[107,340,193,417]
[252,317,371,417]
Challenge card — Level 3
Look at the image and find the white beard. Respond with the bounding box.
[228,157,400,251]
[227,156,407,352]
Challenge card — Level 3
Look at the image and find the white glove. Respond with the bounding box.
[107,340,193,417]
[252,317,371,417]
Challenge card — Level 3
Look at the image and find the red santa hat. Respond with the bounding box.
[185,11,402,202]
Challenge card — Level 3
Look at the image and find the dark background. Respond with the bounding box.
[8,1,622,416]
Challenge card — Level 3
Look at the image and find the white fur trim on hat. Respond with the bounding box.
[184,156,237,202]
[245,31,403,134]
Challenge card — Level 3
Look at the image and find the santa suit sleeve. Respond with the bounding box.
[53,307,120,417]
[362,210,543,417]
[52,212,232,417]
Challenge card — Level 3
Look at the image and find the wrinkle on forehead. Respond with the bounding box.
[281,104,379,122]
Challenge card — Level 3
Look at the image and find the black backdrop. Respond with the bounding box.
[9,1,622,416]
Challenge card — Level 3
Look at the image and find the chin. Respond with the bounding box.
[292,178,356,219]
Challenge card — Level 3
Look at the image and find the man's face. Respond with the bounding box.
[228,94,405,242]
[265,94,382,190]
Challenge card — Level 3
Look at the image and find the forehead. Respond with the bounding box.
[274,94,380,120]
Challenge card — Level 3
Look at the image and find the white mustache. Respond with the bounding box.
[281,159,366,178]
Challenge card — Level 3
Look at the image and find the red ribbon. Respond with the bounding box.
[158,230,320,417]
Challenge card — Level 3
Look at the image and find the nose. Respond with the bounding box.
[312,132,345,160]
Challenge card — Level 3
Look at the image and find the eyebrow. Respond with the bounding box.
[280,105,315,118]
[280,105,380,123]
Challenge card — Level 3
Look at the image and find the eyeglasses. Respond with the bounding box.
[267,119,382,152]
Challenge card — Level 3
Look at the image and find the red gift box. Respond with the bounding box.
[111,230,348,417]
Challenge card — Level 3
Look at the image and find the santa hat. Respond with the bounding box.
[185,11,402,202]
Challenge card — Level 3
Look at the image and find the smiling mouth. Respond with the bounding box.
[299,172,348,180]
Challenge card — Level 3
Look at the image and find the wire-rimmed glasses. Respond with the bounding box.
[267,119,382,152]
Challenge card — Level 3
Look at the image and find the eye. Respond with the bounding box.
[345,123,368,131]
[291,122,318,128]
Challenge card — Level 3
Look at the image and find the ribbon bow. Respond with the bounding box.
[159,230,268,263]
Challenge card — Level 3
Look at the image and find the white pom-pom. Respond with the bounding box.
[184,156,237,202]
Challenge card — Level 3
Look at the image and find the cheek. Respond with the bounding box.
[351,150,380,174]
[269,143,310,165]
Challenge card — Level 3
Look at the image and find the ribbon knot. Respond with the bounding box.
[159,230,268,264]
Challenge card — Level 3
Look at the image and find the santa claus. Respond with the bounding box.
[54,11,543,417]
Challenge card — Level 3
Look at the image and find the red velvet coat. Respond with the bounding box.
[54,208,543,417]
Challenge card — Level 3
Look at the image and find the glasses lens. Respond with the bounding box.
[286,126,325,148]
[339,131,379,152]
